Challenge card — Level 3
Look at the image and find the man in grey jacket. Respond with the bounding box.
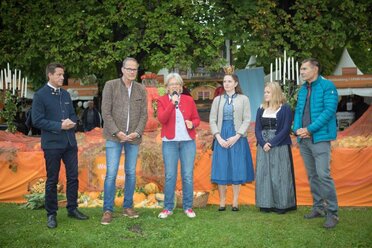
[100,57,148,225]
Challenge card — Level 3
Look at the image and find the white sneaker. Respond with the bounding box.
[158,209,173,219]
[184,208,196,218]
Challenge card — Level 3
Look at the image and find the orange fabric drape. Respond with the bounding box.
[1,130,371,206]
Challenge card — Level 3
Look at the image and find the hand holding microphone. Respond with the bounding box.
[171,91,179,108]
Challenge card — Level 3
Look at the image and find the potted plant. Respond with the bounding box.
[0,90,18,133]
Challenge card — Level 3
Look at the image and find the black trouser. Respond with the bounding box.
[43,144,78,216]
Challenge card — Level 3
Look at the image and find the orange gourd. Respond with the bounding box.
[143,182,159,195]
[133,192,146,204]
[114,196,123,207]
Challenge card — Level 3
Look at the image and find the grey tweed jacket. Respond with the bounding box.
[101,78,148,144]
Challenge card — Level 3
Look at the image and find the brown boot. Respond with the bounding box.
[101,211,113,225]
[123,208,139,218]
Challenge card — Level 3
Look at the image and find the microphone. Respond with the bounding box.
[172,91,179,108]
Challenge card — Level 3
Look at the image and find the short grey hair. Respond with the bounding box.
[122,57,138,68]
[164,73,184,87]
[302,58,321,74]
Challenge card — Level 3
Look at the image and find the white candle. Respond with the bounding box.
[287,58,291,80]
[283,51,286,85]
[7,63,11,87]
[24,77,28,98]
[0,70,3,90]
[18,70,21,92]
[3,70,7,90]
[20,78,24,97]
[3,70,5,90]
[270,63,273,82]
[291,57,294,81]
[296,61,299,85]
[7,63,10,77]
[275,58,278,80]
[279,58,281,80]
[12,71,16,94]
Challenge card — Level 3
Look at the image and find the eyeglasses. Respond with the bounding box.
[124,68,138,73]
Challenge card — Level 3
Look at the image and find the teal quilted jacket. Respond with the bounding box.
[293,76,338,143]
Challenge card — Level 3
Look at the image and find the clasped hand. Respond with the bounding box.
[61,118,76,130]
[263,143,271,152]
[116,131,138,143]
[217,134,240,148]
[296,127,311,138]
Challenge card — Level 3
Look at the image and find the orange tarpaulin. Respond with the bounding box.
[1,125,371,206]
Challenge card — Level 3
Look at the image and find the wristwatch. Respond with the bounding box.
[136,133,141,138]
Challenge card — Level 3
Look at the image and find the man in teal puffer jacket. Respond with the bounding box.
[293,58,339,229]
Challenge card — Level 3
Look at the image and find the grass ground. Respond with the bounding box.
[0,204,371,248]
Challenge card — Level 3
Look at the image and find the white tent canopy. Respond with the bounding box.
[333,48,363,75]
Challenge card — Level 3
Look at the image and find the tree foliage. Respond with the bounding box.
[0,0,370,91]
[216,0,371,75]
[0,0,225,89]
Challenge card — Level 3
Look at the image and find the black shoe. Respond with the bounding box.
[273,208,287,214]
[47,215,57,229]
[68,209,89,220]
[304,209,325,219]
[218,206,226,211]
[260,208,273,213]
[232,207,239,211]
[323,215,339,229]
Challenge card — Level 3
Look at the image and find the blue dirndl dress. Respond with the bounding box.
[211,98,254,185]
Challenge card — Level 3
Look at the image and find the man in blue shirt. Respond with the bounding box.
[32,62,88,228]
[293,58,339,229]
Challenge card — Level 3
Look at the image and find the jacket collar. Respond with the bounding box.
[305,75,322,88]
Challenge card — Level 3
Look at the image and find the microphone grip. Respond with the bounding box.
[172,91,179,108]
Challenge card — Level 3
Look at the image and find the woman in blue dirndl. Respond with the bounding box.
[209,71,254,211]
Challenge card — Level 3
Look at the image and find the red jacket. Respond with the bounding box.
[157,94,200,139]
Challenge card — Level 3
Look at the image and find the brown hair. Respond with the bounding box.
[224,74,243,94]
[45,62,64,80]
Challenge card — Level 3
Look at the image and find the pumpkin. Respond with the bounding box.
[143,182,159,195]
[133,192,147,204]
[155,193,164,201]
[147,193,157,204]
[134,200,146,208]
[114,196,123,207]
[88,191,101,200]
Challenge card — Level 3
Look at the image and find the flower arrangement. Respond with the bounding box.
[141,72,158,87]
[141,72,158,80]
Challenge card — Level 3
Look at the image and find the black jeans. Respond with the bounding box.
[43,144,78,216]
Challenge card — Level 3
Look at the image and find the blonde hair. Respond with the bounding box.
[262,81,286,110]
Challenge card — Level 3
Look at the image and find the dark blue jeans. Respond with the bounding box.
[43,145,78,216]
